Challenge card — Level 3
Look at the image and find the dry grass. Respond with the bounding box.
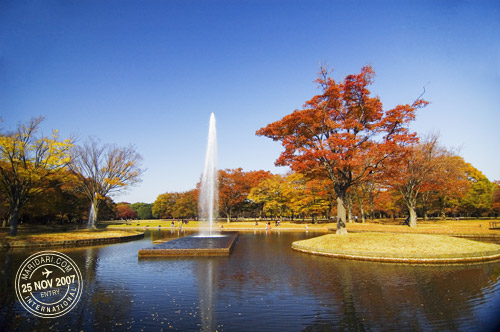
[346,219,498,235]
[213,221,329,230]
[107,220,331,231]
[105,218,500,236]
[294,233,500,257]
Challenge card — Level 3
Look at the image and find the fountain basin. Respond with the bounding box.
[138,232,238,257]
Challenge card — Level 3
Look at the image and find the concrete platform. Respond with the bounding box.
[138,232,238,257]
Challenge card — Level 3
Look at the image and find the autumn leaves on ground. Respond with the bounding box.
[1,65,499,261]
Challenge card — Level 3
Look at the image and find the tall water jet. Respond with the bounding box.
[138,113,238,256]
[199,113,218,235]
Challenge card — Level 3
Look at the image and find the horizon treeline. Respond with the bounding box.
[1,132,499,226]
[2,67,499,229]
[149,158,499,223]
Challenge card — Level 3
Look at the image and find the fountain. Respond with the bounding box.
[138,113,238,257]
[198,112,219,236]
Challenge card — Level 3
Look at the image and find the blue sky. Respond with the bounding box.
[1,0,499,203]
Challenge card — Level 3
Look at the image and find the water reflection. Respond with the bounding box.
[0,231,499,331]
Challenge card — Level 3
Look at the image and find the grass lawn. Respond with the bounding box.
[345,219,499,235]
[104,218,500,236]
[105,220,331,231]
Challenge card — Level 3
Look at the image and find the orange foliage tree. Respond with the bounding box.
[384,135,448,227]
[218,168,271,222]
[257,66,427,234]
[116,202,137,220]
[432,154,470,219]
[493,181,500,217]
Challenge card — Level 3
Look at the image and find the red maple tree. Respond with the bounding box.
[257,66,427,234]
[218,168,271,222]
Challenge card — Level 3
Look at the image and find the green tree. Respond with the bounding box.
[131,202,153,220]
[459,164,493,217]
[0,117,73,235]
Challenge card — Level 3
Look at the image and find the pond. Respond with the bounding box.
[1,230,500,331]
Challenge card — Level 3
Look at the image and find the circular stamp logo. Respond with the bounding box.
[15,251,83,318]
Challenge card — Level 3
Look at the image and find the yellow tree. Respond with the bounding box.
[172,190,198,219]
[152,192,179,219]
[20,169,88,224]
[351,179,378,223]
[283,172,308,220]
[70,137,143,228]
[284,173,332,222]
[0,117,73,235]
[248,174,290,218]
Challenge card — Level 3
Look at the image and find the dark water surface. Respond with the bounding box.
[1,230,500,331]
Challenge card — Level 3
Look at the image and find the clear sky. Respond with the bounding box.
[1,0,499,204]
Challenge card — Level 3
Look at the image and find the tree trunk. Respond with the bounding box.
[408,204,417,228]
[347,198,353,223]
[336,196,348,235]
[360,204,366,223]
[438,198,447,220]
[8,205,20,236]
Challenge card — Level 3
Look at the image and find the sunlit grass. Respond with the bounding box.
[106,220,331,230]
[105,218,500,236]
[346,219,497,235]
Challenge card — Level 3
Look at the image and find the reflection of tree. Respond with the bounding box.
[2,233,500,331]
[0,245,136,331]
[298,253,500,331]
[0,253,15,331]
[150,229,188,242]
[89,288,134,331]
[71,247,134,331]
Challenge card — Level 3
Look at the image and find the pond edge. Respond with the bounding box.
[1,232,145,250]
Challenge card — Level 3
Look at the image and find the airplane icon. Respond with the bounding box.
[42,268,53,278]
